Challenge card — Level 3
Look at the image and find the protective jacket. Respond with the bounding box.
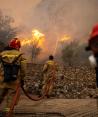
[43,60,57,74]
[0,49,26,89]
[42,60,58,96]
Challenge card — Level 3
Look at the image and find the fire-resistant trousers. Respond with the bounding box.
[0,88,16,109]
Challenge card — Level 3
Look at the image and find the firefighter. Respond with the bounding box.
[0,38,26,113]
[42,55,58,98]
[86,24,98,89]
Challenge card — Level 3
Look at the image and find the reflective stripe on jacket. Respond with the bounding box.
[0,49,26,89]
[43,60,58,74]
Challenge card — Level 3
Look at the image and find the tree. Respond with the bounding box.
[61,41,91,66]
[31,44,42,63]
[62,41,78,66]
[0,10,18,49]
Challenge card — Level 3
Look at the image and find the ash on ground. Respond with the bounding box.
[24,63,97,99]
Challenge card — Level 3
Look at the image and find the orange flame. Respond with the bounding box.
[21,38,34,46]
[53,34,71,55]
[32,29,44,39]
[21,29,45,47]
[32,29,45,47]
[60,34,71,42]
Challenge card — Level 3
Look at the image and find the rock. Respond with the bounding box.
[25,63,97,99]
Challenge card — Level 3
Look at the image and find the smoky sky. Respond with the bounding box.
[30,0,98,38]
[29,0,98,54]
[0,0,98,58]
[0,0,41,30]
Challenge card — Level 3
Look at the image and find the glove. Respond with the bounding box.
[88,55,97,68]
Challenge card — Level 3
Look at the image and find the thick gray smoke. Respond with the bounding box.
[27,0,98,54]
[0,0,98,60]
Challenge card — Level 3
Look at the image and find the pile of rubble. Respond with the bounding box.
[24,63,97,99]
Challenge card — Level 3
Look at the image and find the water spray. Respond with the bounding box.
[53,37,60,56]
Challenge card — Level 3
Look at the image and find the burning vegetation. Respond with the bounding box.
[21,29,45,47]
[60,35,71,43]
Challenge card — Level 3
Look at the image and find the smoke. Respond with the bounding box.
[0,0,98,60]
[28,0,98,55]
[0,0,41,30]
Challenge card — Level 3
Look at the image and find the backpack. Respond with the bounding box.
[1,54,22,82]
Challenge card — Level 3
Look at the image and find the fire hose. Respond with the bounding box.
[5,82,51,117]
[21,84,44,101]
[6,70,56,117]
[21,78,55,100]
[6,83,44,117]
[6,83,20,117]
[21,67,56,100]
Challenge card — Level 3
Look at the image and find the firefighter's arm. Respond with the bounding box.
[42,63,48,73]
[55,62,59,72]
[20,57,27,80]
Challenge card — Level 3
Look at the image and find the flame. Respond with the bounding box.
[21,29,45,47]
[53,34,71,55]
[32,29,45,47]
[32,29,44,40]
[60,34,71,42]
[21,38,34,46]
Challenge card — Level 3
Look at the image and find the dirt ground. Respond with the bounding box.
[25,64,97,99]
[13,95,98,117]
